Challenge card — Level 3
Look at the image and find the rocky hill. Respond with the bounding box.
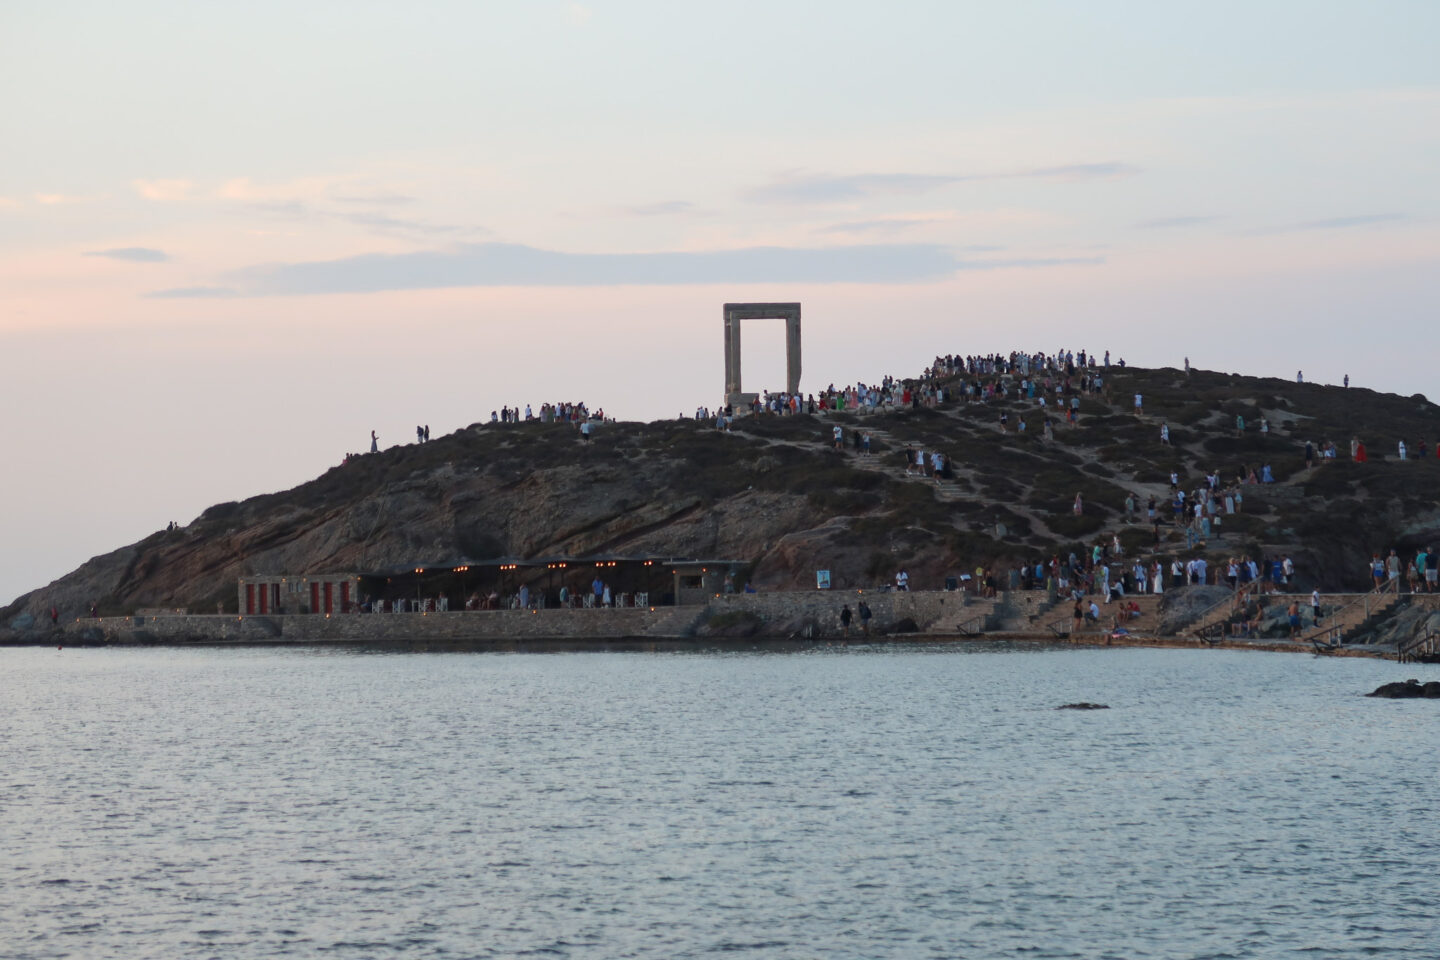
[6,362,1440,625]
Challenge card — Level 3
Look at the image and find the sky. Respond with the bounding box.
[2,0,1439,606]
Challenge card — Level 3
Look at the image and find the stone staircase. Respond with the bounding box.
[1036,593,1166,639]
[1304,589,1407,647]
[1185,590,1404,645]
[939,596,1007,634]
[990,590,1063,631]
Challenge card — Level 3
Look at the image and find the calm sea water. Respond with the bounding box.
[3,644,1438,959]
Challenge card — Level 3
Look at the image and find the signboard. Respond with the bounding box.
[816,570,831,590]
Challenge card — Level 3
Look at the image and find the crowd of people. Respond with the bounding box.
[493,401,603,425]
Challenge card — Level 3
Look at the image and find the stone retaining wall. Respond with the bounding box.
[707,590,987,634]
[57,589,1425,646]
[57,590,991,643]
[63,607,699,644]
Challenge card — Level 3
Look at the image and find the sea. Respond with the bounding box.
[3,644,1438,959]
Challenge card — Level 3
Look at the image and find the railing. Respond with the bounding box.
[1297,582,1406,647]
[1180,585,1245,639]
[1194,620,1228,644]
[955,615,988,636]
[1047,614,1112,640]
[1398,630,1439,663]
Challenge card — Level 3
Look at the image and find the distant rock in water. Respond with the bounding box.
[1057,702,1110,710]
[1366,680,1440,699]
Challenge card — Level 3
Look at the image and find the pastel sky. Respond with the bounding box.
[3,1,1439,606]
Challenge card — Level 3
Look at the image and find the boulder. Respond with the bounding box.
[1366,679,1440,698]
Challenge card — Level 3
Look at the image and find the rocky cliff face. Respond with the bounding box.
[7,364,1440,626]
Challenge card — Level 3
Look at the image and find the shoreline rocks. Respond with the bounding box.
[1366,679,1440,698]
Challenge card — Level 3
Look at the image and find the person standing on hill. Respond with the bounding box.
[1134,393,1143,416]
[895,569,910,591]
[1160,423,1170,445]
[1370,554,1385,590]
[1311,588,1322,627]
[1235,414,1245,436]
[370,430,378,453]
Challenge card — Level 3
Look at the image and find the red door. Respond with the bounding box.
[258,583,269,614]
[245,584,255,614]
[340,582,351,613]
[323,582,333,615]
[310,582,320,614]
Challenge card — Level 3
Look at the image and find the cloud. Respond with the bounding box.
[332,210,472,237]
[133,179,194,202]
[813,217,998,236]
[331,191,418,206]
[143,242,1102,297]
[84,247,170,263]
[1245,213,1406,236]
[1135,215,1219,229]
[563,3,592,26]
[218,176,339,203]
[247,197,481,238]
[956,256,1103,270]
[0,196,16,207]
[249,200,311,218]
[1021,163,1139,181]
[623,200,695,216]
[745,163,1139,204]
[1287,214,1405,231]
[146,286,239,299]
[745,173,963,205]
[819,218,936,234]
[35,193,85,205]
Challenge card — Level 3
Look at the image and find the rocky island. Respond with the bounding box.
[5,356,1440,656]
